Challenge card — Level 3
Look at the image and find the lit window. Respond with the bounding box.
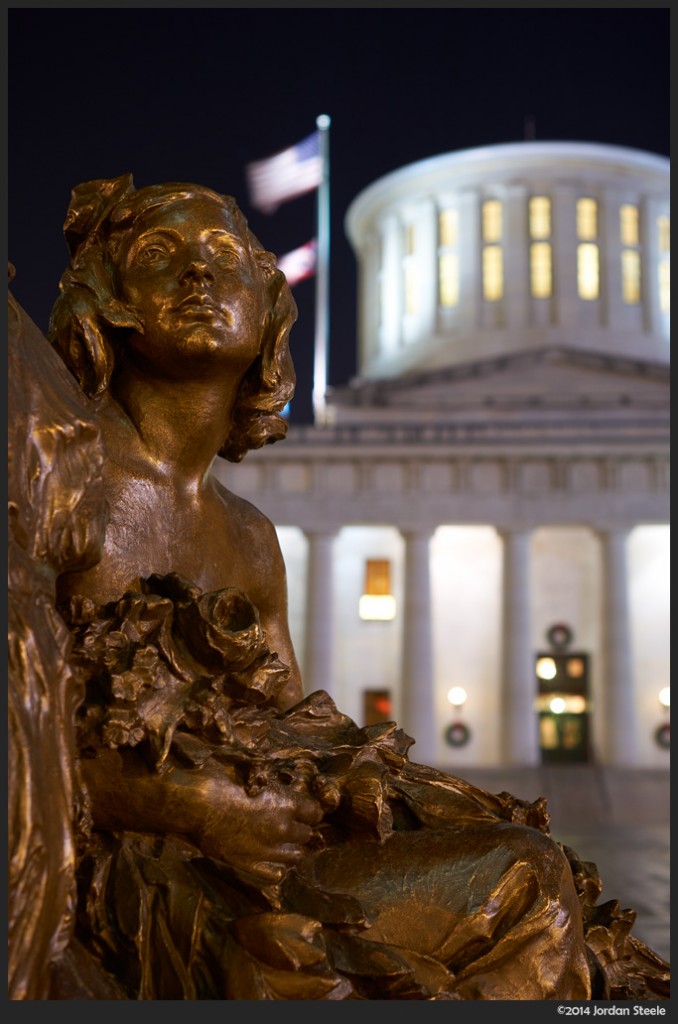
[577,243,599,300]
[658,215,670,254]
[359,559,396,621]
[529,198,552,297]
[530,242,552,298]
[577,200,599,299]
[482,201,503,302]
[577,198,598,241]
[438,208,459,309]
[621,249,641,304]
[483,245,503,301]
[482,199,502,243]
[363,690,393,726]
[620,204,639,247]
[439,208,458,248]
[439,251,459,308]
[529,197,551,240]
[619,204,641,305]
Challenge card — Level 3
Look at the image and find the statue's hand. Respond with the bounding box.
[194,766,324,886]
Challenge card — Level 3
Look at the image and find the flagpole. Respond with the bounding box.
[313,114,331,426]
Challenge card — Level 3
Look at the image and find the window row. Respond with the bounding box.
[385,202,670,316]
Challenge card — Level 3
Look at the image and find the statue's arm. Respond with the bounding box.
[79,747,322,885]
[255,552,304,708]
[222,491,305,709]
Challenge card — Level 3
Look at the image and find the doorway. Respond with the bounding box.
[536,652,591,763]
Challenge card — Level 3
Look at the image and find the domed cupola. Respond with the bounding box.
[345,142,670,382]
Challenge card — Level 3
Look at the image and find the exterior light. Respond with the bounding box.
[359,559,396,621]
[536,657,557,680]
[535,694,587,714]
[566,657,585,679]
[359,595,396,621]
[658,687,670,709]
[447,686,468,707]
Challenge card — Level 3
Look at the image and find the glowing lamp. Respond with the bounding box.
[359,595,396,621]
[536,657,557,681]
[447,686,468,707]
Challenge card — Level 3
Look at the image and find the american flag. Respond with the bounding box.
[276,239,318,287]
[245,132,323,214]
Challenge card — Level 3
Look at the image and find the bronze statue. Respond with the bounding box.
[7,176,670,1000]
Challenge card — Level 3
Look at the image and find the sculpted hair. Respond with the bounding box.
[49,174,297,462]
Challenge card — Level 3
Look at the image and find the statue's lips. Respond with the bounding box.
[173,296,225,321]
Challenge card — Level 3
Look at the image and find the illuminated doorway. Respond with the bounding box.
[536,652,591,763]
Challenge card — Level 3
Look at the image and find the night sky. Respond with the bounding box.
[9,7,670,423]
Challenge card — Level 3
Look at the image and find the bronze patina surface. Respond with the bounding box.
[7,177,670,1000]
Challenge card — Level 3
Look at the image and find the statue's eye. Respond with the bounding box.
[211,245,240,269]
[136,239,174,266]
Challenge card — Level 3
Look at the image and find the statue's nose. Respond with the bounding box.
[179,259,214,286]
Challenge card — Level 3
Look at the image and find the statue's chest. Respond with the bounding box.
[105,486,252,594]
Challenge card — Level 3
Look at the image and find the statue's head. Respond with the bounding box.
[49,174,297,462]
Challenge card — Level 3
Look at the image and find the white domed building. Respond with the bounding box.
[214,142,670,770]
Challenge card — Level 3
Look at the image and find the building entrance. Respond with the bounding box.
[535,651,591,763]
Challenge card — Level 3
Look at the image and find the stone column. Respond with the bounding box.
[598,527,637,765]
[552,184,579,329]
[303,529,338,701]
[416,197,439,341]
[381,214,402,355]
[640,195,662,338]
[458,189,481,332]
[399,528,437,765]
[504,184,529,330]
[361,233,381,368]
[498,528,539,765]
[601,189,624,331]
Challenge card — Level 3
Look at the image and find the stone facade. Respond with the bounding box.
[213,142,670,769]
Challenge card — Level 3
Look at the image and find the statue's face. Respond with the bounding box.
[115,196,265,373]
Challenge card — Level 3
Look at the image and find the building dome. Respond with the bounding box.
[345,142,670,382]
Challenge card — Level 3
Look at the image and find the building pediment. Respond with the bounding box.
[328,347,669,422]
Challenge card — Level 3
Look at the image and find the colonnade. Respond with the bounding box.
[301,524,637,767]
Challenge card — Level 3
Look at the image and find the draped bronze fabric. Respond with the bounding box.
[57,574,667,1000]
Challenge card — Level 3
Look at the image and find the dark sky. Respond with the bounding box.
[9,6,670,423]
